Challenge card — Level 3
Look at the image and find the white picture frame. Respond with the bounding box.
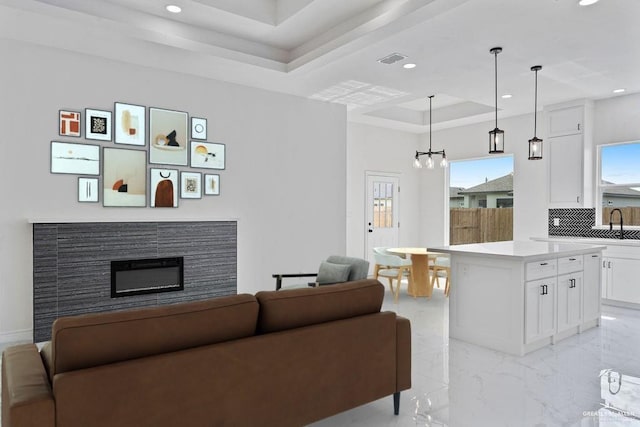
[114,102,146,146]
[204,174,220,196]
[190,141,225,170]
[85,108,112,141]
[191,117,207,140]
[78,177,99,202]
[180,172,202,199]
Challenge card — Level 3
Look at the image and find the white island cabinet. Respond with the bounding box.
[428,241,605,356]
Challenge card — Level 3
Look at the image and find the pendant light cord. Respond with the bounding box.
[534,68,538,138]
[494,50,498,128]
[429,95,433,151]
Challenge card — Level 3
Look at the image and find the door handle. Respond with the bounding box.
[540,284,545,296]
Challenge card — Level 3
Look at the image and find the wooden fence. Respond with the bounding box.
[450,208,513,245]
[602,207,640,226]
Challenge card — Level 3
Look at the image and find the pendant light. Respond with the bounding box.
[528,65,543,160]
[413,95,447,169]
[488,47,504,154]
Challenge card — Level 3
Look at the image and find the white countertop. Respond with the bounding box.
[531,236,640,247]
[428,240,606,260]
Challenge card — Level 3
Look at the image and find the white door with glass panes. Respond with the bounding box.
[365,173,399,274]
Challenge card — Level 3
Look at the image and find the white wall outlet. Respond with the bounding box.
[553,218,560,226]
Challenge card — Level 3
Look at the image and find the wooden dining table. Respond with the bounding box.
[387,247,443,298]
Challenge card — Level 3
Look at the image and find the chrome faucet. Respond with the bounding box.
[609,208,624,239]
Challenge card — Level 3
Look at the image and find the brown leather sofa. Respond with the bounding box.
[2,279,411,427]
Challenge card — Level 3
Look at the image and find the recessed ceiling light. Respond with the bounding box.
[578,0,599,6]
[613,88,625,93]
[502,94,512,99]
[166,5,182,13]
[403,63,417,69]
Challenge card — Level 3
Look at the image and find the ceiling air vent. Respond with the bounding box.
[377,53,407,65]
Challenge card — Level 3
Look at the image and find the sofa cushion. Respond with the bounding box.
[255,279,384,334]
[316,261,351,284]
[49,294,258,378]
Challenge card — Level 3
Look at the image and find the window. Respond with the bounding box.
[599,141,640,226]
[373,181,394,228]
[448,155,514,244]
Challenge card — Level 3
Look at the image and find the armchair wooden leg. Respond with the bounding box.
[394,276,400,303]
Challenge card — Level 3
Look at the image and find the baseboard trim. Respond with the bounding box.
[0,329,33,345]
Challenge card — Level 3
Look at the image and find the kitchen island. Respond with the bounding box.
[428,241,606,355]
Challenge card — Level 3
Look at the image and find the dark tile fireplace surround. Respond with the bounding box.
[548,208,640,239]
[33,221,237,342]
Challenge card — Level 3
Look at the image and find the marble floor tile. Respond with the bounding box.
[312,286,640,427]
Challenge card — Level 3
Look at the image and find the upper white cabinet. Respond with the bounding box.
[549,134,584,206]
[547,105,583,137]
[546,101,593,208]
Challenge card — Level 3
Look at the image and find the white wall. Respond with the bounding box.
[346,123,421,258]
[0,39,347,342]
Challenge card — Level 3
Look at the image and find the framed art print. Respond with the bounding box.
[85,108,112,141]
[59,110,81,137]
[114,102,146,146]
[51,141,100,175]
[191,117,207,140]
[190,141,225,170]
[78,177,99,203]
[150,168,179,207]
[149,107,188,166]
[204,174,220,196]
[102,148,147,207]
[180,172,202,199]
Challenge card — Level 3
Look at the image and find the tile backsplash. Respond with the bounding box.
[549,208,640,239]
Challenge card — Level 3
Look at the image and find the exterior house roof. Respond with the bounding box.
[450,187,465,198]
[602,181,640,197]
[458,173,513,195]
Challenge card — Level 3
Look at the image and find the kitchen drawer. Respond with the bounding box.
[526,259,557,280]
[558,255,583,274]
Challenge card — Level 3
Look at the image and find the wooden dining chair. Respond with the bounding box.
[373,252,412,302]
[430,256,450,297]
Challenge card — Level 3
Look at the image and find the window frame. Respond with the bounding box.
[596,140,640,226]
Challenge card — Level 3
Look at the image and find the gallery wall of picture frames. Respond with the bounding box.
[53,103,223,207]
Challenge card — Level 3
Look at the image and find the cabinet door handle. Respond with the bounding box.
[577,195,580,203]
[569,258,576,261]
[540,262,548,266]
[592,254,599,258]
[608,261,612,268]
[603,260,606,268]
[540,284,545,296]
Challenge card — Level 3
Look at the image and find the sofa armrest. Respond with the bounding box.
[2,344,55,427]
[396,316,411,392]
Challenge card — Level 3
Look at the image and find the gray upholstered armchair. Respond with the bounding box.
[273,255,370,290]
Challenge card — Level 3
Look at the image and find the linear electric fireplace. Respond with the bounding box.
[111,257,184,298]
[33,221,237,342]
